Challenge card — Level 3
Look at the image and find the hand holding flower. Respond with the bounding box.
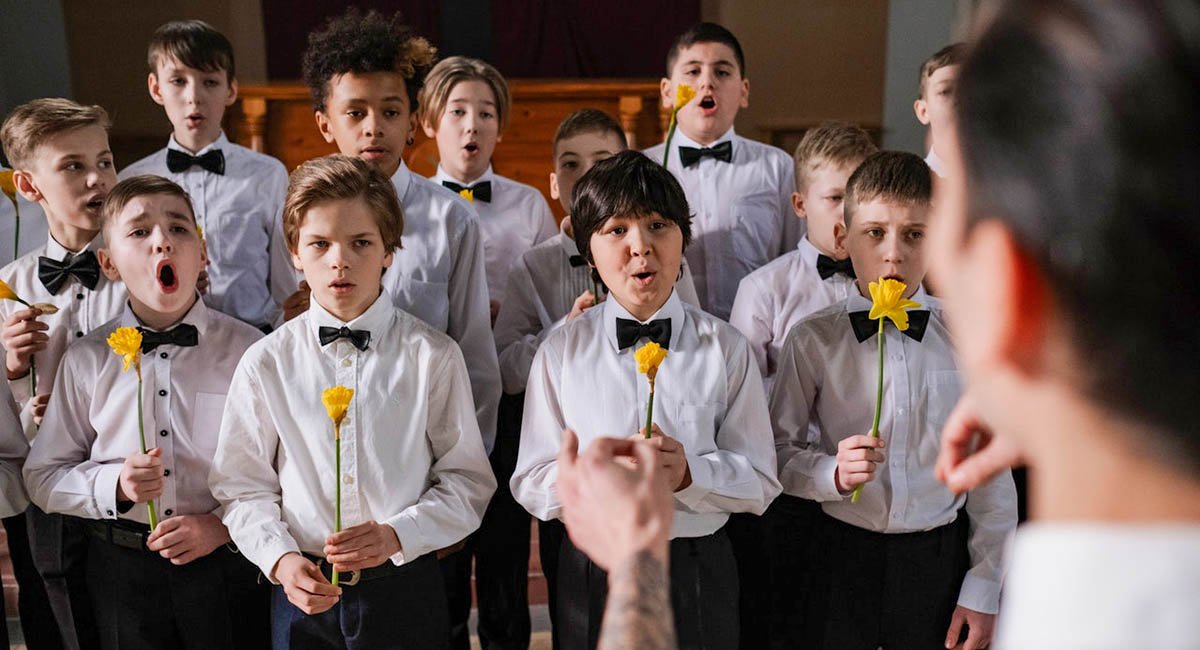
[274,553,340,615]
[323,520,402,573]
[2,307,49,379]
[638,426,692,491]
[146,513,230,565]
[107,326,158,528]
[834,434,886,494]
[567,290,598,322]
[635,342,669,439]
[117,447,164,504]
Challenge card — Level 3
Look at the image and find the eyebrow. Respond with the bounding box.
[682,58,736,68]
[449,97,495,106]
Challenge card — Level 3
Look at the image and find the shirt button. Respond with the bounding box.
[160,352,168,359]
[106,509,114,516]
[897,408,906,415]
[75,293,84,300]
[341,358,352,367]
[75,331,83,338]
[158,389,167,396]
[160,429,168,437]
[163,469,171,477]
[164,509,173,516]
[343,474,354,485]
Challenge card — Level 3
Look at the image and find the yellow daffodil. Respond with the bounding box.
[196,224,204,240]
[322,385,354,429]
[0,279,21,304]
[868,278,921,330]
[674,83,697,111]
[107,327,143,374]
[635,341,668,380]
[458,188,474,203]
[0,170,16,204]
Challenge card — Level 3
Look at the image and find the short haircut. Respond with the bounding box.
[1,98,112,170]
[918,42,965,98]
[666,22,746,77]
[843,151,931,227]
[101,175,196,231]
[147,20,236,82]
[570,150,692,264]
[553,108,628,156]
[418,56,511,131]
[957,0,1199,465]
[793,121,878,191]
[302,8,437,114]
[283,154,404,253]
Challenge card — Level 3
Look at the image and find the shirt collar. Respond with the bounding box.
[433,164,495,187]
[848,284,935,312]
[306,289,395,350]
[796,236,826,267]
[45,232,103,261]
[390,160,413,202]
[925,149,947,178]
[118,294,211,337]
[602,290,684,351]
[556,232,583,258]
[167,131,229,156]
[673,127,736,152]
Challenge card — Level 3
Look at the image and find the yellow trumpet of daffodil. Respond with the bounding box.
[196,224,204,240]
[458,188,474,203]
[661,83,697,167]
[105,326,158,529]
[0,278,20,303]
[322,385,355,586]
[851,277,921,504]
[1,171,20,262]
[635,342,668,438]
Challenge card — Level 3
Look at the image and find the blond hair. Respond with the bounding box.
[283,155,404,252]
[1,98,111,169]
[101,175,196,232]
[792,121,878,192]
[418,56,512,131]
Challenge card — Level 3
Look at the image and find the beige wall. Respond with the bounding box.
[62,1,266,163]
[703,0,889,142]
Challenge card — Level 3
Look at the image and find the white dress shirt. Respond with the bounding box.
[997,523,1200,649]
[0,234,127,437]
[0,383,30,519]
[770,288,1016,613]
[0,166,49,263]
[209,292,496,579]
[493,231,702,395]
[925,149,947,178]
[386,162,501,453]
[120,133,299,328]
[729,237,856,391]
[512,291,781,539]
[431,165,557,305]
[24,299,262,525]
[644,129,799,320]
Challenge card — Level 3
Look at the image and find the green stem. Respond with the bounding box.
[136,373,159,529]
[661,112,679,167]
[851,319,886,504]
[13,209,19,263]
[643,380,655,439]
[333,423,341,587]
[29,357,36,401]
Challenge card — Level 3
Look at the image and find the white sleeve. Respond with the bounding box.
[957,469,1018,614]
[0,383,28,518]
[493,253,548,395]
[509,338,566,521]
[728,274,773,378]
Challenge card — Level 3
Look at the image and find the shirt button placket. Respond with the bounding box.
[338,348,362,524]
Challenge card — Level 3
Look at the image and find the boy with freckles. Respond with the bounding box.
[210,155,495,649]
[23,175,268,649]
[512,150,780,650]
[770,151,1016,650]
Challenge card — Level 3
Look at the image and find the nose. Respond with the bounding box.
[697,67,716,90]
[881,233,904,263]
[151,225,174,253]
[363,111,384,138]
[463,111,477,134]
[329,242,351,268]
[627,224,653,257]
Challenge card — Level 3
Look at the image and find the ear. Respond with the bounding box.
[97,247,121,282]
[914,98,930,125]
[659,78,673,110]
[421,117,437,139]
[833,221,848,253]
[549,172,560,201]
[739,78,750,109]
[315,111,335,145]
[199,236,209,269]
[290,248,303,272]
[382,248,395,270]
[13,170,42,203]
[791,191,806,219]
[148,72,165,106]
[225,78,239,107]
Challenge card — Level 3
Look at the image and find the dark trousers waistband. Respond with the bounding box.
[819,510,967,557]
[302,551,433,585]
[82,518,152,552]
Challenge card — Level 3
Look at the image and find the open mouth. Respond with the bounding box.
[186,113,204,127]
[360,145,389,159]
[157,260,178,293]
[632,270,657,286]
[883,273,905,284]
[463,143,479,153]
[699,96,717,110]
[85,196,104,211]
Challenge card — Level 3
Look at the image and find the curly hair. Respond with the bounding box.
[302,8,437,113]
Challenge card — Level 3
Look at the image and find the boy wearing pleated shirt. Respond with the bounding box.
[210,155,495,649]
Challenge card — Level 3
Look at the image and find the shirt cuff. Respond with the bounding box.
[263,543,304,586]
[957,574,1002,614]
[385,512,422,566]
[9,375,31,406]
[783,453,844,502]
[673,453,713,510]
[94,463,124,520]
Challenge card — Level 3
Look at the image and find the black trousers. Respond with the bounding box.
[3,508,64,650]
[272,553,449,650]
[806,512,970,650]
[27,507,98,650]
[85,519,268,650]
[557,527,739,650]
[442,392,532,650]
[537,519,566,650]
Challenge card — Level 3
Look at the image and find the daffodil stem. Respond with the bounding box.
[136,373,159,530]
[662,113,679,167]
[333,423,341,587]
[644,380,655,439]
[851,320,886,504]
[13,212,19,263]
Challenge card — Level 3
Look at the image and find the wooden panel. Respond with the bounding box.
[226,80,667,221]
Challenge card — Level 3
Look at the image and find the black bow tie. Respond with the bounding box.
[318,326,371,351]
[166,148,225,175]
[442,180,492,202]
[848,310,931,343]
[38,251,100,294]
[568,254,587,267]
[616,318,671,350]
[817,254,856,280]
[679,140,733,168]
[137,324,199,353]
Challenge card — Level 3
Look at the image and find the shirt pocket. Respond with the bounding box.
[673,402,721,454]
[918,370,962,466]
[730,194,782,267]
[192,392,229,456]
[390,278,450,332]
[212,204,269,269]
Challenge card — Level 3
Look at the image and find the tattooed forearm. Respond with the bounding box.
[598,549,677,650]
